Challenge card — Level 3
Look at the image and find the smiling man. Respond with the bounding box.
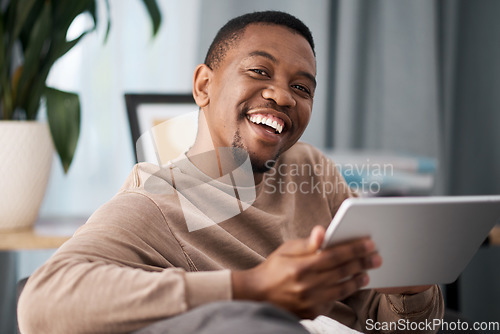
[189,21,316,180]
[18,11,444,334]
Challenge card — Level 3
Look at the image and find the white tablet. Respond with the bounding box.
[321,196,500,289]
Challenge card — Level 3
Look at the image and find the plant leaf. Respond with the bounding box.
[51,0,95,33]
[0,10,5,74]
[103,0,111,42]
[45,87,81,173]
[18,0,44,49]
[52,30,90,66]
[141,0,162,36]
[11,0,38,46]
[87,0,98,28]
[5,0,37,54]
[2,0,38,119]
[24,76,47,120]
[15,0,52,117]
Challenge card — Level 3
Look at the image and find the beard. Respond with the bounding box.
[231,128,280,174]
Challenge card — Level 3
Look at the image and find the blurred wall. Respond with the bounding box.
[448,0,500,324]
[450,0,500,197]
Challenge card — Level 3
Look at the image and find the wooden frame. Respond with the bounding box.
[125,94,198,164]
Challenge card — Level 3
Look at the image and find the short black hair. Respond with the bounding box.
[204,10,315,70]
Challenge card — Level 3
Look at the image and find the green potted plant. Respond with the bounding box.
[0,0,161,230]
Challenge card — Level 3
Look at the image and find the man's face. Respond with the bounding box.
[203,23,316,172]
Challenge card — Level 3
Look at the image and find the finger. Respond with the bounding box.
[300,252,380,295]
[277,226,326,256]
[320,272,370,302]
[313,253,381,286]
[310,239,377,271]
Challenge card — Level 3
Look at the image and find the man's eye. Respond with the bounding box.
[251,69,268,76]
[292,84,311,95]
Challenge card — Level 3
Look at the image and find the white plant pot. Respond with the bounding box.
[0,121,53,230]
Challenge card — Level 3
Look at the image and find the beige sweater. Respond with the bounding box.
[18,142,443,334]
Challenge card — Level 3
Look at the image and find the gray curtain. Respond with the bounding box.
[449,0,500,196]
[330,0,500,322]
[331,0,500,197]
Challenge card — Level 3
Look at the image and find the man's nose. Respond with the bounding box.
[261,85,296,108]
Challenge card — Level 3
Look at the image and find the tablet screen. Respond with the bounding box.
[321,196,500,289]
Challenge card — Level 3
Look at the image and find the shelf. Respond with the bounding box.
[0,216,86,251]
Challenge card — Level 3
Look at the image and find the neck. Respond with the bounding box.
[187,145,263,185]
[186,145,225,180]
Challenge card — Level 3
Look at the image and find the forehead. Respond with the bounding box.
[224,23,316,73]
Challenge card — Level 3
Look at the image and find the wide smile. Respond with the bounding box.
[246,107,291,129]
[245,110,291,144]
[246,114,285,134]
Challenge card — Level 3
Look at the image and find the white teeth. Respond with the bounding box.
[247,114,284,134]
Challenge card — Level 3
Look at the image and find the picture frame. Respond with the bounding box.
[125,93,198,164]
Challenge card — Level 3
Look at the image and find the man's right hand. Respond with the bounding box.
[231,225,382,319]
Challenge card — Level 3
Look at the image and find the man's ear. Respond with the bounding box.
[192,64,212,108]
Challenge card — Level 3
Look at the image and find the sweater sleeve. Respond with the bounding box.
[17,191,232,334]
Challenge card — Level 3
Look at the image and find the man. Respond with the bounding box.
[18,11,443,334]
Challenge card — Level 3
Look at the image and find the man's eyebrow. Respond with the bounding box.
[247,50,317,89]
[248,50,277,63]
[299,71,317,89]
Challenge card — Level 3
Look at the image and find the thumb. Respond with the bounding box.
[308,225,326,251]
[277,225,326,256]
